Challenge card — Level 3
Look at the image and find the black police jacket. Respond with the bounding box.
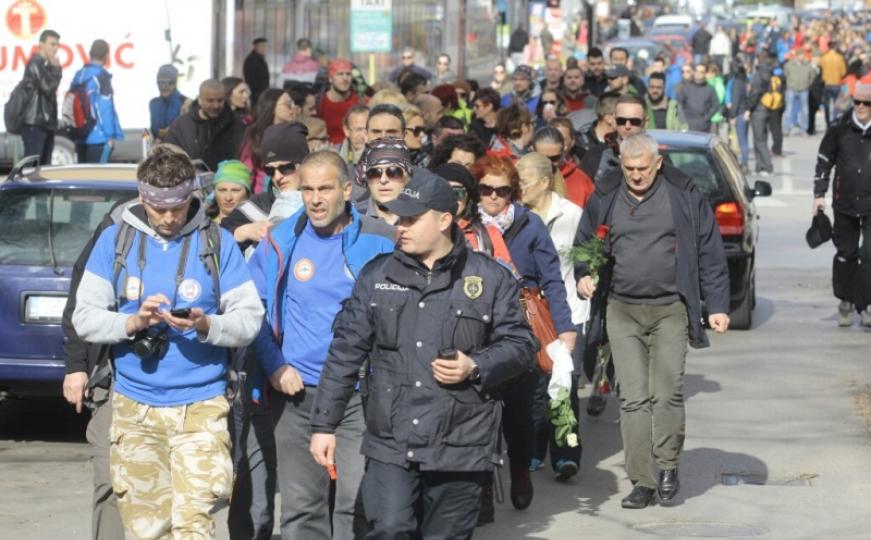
[311,228,537,472]
[814,109,871,217]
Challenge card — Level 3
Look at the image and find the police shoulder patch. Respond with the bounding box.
[463,276,483,300]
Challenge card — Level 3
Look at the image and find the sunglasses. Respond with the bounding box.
[264,162,298,177]
[616,116,644,127]
[406,126,426,136]
[452,186,467,200]
[157,80,175,88]
[366,165,406,181]
[855,100,871,107]
[545,154,563,164]
[479,184,513,198]
[541,100,558,106]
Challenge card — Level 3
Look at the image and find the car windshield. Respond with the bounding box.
[661,148,731,201]
[0,188,132,266]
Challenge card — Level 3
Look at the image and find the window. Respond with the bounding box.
[0,189,132,266]
[662,149,729,200]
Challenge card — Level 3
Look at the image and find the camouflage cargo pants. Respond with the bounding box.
[110,393,233,540]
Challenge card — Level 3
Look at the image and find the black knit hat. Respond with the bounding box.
[261,122,309,164]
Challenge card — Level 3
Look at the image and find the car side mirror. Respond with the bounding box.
[751,180,772,198]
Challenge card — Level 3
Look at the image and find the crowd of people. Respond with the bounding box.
[0,8,863,540]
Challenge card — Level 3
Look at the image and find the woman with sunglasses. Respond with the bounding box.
[223,122,310,256]
[487,103,534,161]
[515,152,586,482]
[534,89,568,131]
[402,106,430,167]
[471,155,576,513]
[354,138,414,226]
[491,63,513,96]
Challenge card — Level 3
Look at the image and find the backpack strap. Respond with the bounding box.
[112,222,136,307]
[198,222,223,313]
[471,221,494,257]
[198,223,247,404]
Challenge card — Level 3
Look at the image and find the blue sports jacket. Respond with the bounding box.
[69,63,123,145]
[248,204,396,380]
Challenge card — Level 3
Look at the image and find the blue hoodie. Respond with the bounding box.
[70,63,123,145]
[248,205,395,388]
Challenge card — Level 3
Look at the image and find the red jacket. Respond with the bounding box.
[561,161,595,208]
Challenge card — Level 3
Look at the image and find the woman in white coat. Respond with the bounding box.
[516,150,588,480]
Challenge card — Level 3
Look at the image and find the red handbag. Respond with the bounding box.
[520,287,558,374]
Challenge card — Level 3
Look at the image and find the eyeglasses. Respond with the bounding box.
[264,162,298,177]
[545,154,563,164]
[366,165,406,181]
[855,100,871,107]
[616,116,644,127]
[405,126,426,136]
[452,187,467,200]
[478,184,513,198]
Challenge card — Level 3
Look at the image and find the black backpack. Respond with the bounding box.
[3,80,32,135]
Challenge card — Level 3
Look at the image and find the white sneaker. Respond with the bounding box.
[839,301,854,327]
[861,309,871,327]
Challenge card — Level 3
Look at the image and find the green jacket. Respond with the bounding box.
[645,99,687,131]
[450,100,473,128]
[708,76,726,124]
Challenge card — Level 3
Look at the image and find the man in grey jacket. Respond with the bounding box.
[676,64,719,133]
[783,51,817,136]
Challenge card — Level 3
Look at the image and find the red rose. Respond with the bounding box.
[595,225,610,240]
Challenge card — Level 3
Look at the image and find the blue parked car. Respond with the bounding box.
[0,158,138,399]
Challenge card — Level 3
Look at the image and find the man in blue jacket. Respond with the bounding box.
[149,64,188,142]
[69,39,123,163]
[247,150,395,540]
[576,133,729,509]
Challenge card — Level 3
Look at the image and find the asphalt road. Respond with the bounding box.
[2,127,870,539]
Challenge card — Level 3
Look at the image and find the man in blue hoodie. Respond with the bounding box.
[248,150,395,540]
[69,39,124,163]
[71,147,264,537]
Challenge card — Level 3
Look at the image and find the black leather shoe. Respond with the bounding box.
[477,475,495,526]
[658,468,680,504]
[510,466,534,510]
[586,394,607,417]
[621,485,656,509]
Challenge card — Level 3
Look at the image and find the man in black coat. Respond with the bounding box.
[813,84,871,327]
[20,29,62,165]
[164,79,247,172]
[309,174,536,539]
[244,38,270,106]
[576,133,729,509]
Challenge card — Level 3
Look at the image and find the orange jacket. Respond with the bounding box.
[459,218,516,275]
[820,50,847,86]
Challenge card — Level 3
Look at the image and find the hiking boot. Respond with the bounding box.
[861,308,871,327]
[839,301,854,327]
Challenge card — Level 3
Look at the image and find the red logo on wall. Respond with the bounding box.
[6,0,46,40]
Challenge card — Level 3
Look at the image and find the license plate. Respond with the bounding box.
[25,295,67,323]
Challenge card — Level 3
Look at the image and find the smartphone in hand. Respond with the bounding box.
[169,308,192,319]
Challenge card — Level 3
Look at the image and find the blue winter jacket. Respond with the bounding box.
[501,203,575,334]
[248,204,396,385]
[149,90,186,137]
[69,63,123,145]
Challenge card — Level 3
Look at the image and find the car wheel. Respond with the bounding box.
[51,137,76,165]
[730,274,754,330]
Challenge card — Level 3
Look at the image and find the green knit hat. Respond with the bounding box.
[214,160,252,192]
